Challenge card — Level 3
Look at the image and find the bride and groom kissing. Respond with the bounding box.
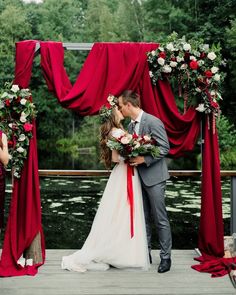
[61,90,172,274]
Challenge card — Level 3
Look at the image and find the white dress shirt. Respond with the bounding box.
[131,110,144,135]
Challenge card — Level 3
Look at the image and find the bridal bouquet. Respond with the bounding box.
[107,132,159,159]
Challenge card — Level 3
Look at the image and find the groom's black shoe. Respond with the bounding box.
[157,258,171,273]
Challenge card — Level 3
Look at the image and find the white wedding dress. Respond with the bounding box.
[61,129,149,272]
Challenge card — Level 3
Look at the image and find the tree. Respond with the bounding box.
[0,3,32,84]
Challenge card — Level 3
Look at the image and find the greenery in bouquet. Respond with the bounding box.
[0,82,37,178]
[147,33,226,115]
[107,132,159,159]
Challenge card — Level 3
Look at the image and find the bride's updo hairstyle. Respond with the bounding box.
[99,98,122,169]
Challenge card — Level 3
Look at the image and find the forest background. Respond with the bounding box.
[0,0,236,170]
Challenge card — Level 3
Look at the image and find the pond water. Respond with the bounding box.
[1,176,230,250]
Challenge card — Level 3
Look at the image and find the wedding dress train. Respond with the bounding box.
[61,129,149,272]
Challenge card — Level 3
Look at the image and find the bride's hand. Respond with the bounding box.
[129,156,145,166]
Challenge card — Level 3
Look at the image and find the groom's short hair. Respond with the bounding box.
[120,90,140,107]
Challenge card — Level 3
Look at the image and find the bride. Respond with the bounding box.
[61,98,149,272]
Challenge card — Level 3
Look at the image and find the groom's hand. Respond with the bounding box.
[129,156,145,166]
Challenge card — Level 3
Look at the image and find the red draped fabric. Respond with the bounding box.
[0,40,45,276]
[40,42,200,156]
[0,40,231,277]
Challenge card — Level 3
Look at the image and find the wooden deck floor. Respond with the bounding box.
[0,250,235,295]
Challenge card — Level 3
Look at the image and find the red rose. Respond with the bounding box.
[5,99,11,106]
[158,51,166,59]
[170,57,177,61]
[211,101,219,109]
[204,70,213,78]
[189,60,199,70]
[23,123,33,132]
[8,140,14,147]
[132,133,139,139]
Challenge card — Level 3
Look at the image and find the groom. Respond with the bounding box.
[118,90,172,273]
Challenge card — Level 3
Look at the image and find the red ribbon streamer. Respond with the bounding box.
[127,165,134,238]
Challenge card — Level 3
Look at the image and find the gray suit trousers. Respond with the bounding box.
[141,179,172,259]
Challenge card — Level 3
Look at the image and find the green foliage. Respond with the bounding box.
[217,115,236,169]
[56,116,100,157]
[0,3,32,84]
[0,0,235,170]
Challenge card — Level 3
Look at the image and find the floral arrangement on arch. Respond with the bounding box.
[0,82,37,178]
[147,33,226,117]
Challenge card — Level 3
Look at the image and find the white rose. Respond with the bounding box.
[183,43,191,51]
[134,142,141,149]
[210,90,216,96]
[21,111,27,117]
[11,85,20,93]
[120,137,129,144]
[213,74,221,81]
[170,61,177,67]
[20,98,27,105]
[18,134,26,141]
[143,135,151,141]
[126,134,133,141]
[149,71,154,78]
[17,147,25,153]
[0,101,4,109]
[195,104,206,112]
[211,66,219,74]
[166,43,174,51]
[157,57,165,66]
[20,116,27,123]
[107,95,113,102]
[180,63,188,70]
[151,50,156,56]
[162,65,172,73]
[8,123,13,128]
[190,56,196,60]
[207,52,217,60]
[176,56,184,62]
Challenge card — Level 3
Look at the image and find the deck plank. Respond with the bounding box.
[0,250,235,295]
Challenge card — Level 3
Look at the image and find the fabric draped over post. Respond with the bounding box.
[0,40,232,277]
[0,41,45,277]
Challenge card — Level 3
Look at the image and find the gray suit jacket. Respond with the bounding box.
[129,112,170,186]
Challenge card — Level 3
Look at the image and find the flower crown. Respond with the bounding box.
[99,94,118,123]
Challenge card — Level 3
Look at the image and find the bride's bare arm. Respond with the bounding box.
[111,150,120,163]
